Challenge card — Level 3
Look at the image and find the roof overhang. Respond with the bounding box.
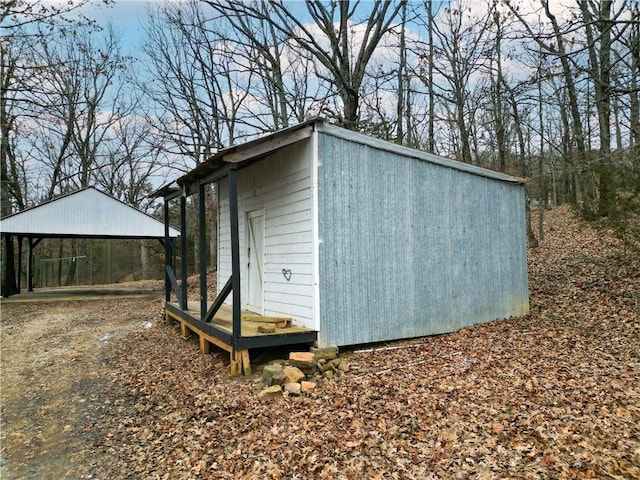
[152,116,526,200]
[152,119,318,198]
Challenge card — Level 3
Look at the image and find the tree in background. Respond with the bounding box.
[1,2,167,292]
[1,0,112,295]
[423,1,494,164]
[3,0,640,293]
[204,0,404,131]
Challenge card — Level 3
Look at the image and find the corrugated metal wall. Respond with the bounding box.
[317,132,529,347]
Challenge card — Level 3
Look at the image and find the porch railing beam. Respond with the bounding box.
[166,264,182,307]
[203,276,232,323]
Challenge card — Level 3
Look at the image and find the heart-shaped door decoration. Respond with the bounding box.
[282,268,292,281]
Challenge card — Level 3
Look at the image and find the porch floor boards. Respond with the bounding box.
[164,302,316,376]
[185,302,310,337]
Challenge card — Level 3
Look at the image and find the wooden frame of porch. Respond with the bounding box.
[160,164,317,376]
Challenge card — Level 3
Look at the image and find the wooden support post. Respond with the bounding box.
[199,335,210,354]
[180,189,188,310]
[27,237,42,293]
[166,308,254,377]
[241,350,251,376]
[230,349,251,377]
[180,321,191,340]
[16,236,22,292]
[198,183,208,321]
[163,199,171,302]
[229,168,242,346]
[230,351,241,377]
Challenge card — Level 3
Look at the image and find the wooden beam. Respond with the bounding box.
[179,190,188,310]
[165,265,182,306]
[223,126,313,164]
[198,183,208,320]
[229,168,242,347]
[16,236,22,292]
[26,237,41,292]
[242,315,292,328]
[163,199,171,302]
[204,276,232,323]
[230,349,251,376]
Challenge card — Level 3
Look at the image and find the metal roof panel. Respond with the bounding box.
[0,187,179,238]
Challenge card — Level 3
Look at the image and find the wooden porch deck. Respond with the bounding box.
[164,302,317,376]
[187,302,312,337]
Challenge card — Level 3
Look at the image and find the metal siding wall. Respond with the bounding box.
[317,133,528,347]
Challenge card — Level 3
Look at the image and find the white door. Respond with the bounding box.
[247,210,264,314]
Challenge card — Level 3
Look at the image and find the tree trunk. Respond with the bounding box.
[57,239,64,287]
[505,77,538,247]
[396,1,406,145]
[537,61,545,241]
[579,0,614,217]
[493,10,507,172]
[208,184,218,272]
[427,0,435,153]
[525,198,539,248]
[631,7,640,148]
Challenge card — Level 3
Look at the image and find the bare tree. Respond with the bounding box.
[506,0,593,210]
[143,1,255,164]
[203,1,292,130]
[420,1,494,164]
[1,0,112,295]
[409,0,439,152]
[206,0,404,130]
[627,2,640,148]
[21,24,129,197]
[93,111,164,208]
[576,0,630,217]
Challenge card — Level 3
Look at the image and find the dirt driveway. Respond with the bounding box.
[0,291,165,479]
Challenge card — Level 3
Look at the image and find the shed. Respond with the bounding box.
[0,187,179,293]
[156,118,529,374]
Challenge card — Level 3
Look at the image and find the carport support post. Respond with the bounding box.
[198,183,208,320]
[26,237,41,293]
[17,236,22,292]
[229,168,241,346]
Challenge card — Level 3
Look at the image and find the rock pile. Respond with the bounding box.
[257,346,352,400]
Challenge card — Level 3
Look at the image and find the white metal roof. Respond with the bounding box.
[0,187,179,238]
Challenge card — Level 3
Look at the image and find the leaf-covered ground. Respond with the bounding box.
[1,205,639,479]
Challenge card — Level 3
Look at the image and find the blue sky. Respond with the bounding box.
[81,0,152,53]
[78,0,380,54]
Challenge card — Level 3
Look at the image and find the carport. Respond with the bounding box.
[0,187,179,294]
